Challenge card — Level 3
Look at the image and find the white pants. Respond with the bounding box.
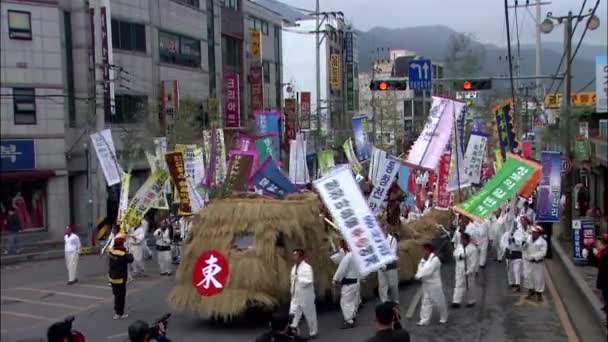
[419,284,448,324]
[522,260,532,289]
[507,258,522,286]
[496,244,506,261]
[378,269,399,303]
[65,251,79,282]
[130,245,145,275]
[157,250,172,274]
[478,239,488,267]
[290,295,318,336]
[340,283,359,323]
[452,273,476,304]
[529,262,545,293]
[144,244,152,259]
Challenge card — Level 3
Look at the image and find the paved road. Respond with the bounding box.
[1,251,574,342]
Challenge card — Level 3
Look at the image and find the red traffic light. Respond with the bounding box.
[463,80,472,90]
[378,81,388,90]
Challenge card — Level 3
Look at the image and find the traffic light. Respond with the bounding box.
[459,79,492,91]
[369,79,408,91]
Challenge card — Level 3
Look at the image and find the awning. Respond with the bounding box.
[0,170,56,182]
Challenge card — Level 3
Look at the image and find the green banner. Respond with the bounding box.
[574,139,590,161]
[256,135,276,163]
[455,153,540,220]
[318,150,335,176]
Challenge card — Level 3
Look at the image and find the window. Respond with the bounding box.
[223,0,239,10]
[222,35,241,68]
[13,88,36,125]
[111,20,146,52]
[8,10,32,40]
[262,61,270,83]
[107,95,147,123]
[159,31,201,68]
[249,17,269,35]
[172,0,199,8]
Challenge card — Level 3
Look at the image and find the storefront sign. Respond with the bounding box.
[160,81,179,137]
[544,91,597,109]
[124,168,169,227]
[455,153,540,221]
[314,165,396,275]
[597,56,608,113]
[255,111,280,163]
[192,249,230,296]
[165,151,192,214]
[223,73,240,128]
[224,153,254,192]
[352,115,370,161]
[250,31,261,62]
[90,129,121,186]
[346,63,355,111]
[250,65,264,114]
[0,139,35,170]
[344,31,354,63]
[368,156,399,213]
[284,99,296,143]
[330,54,341,91]
[536,151,561,222]
[251,157,298,196]
[463,132,488,184]
[300,92,311,130]
[435,150,452,210]
[572,217,596,264]
[495,101,518,160]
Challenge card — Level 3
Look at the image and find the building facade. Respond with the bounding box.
[0,0,70,238]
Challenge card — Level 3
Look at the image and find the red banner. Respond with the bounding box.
[521,141,532,159]
[300,92,311,129]
[284,99,296,143]
[249,65,263,116]
[223,73,240,127]
[435,150,452,209]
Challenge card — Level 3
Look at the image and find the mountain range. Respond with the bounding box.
[356,25,605,91]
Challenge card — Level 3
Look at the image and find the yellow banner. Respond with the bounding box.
[494,148,503,172]
[544,92,596,109]
[330,54,341,91]
[250,31,261,62]
[124,169,169,228]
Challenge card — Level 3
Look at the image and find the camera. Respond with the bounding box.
[149,313,171,339]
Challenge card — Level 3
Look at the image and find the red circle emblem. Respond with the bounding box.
[191,249,230,296]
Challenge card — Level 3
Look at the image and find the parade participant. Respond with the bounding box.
[364,301,411,342]
[522,201,536,225]
[101,224,119,256]
[476,219,490,268]
[289,248,318,339]
[502,220,526,291]
[64,225,81,285]
[142,216,153,260]
[129,221,146,277]
[378,225,399,304]
[154,224,172,276]
[523,226,548,301]
[333,240,360,329]
[414,243,448,326]
[4,208,22,255]
[108,236,133,319]
[518,216,534,290]
[491,209,507,262]
[452,233,478,308]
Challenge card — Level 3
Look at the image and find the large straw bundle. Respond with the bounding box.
[168,192,336,320]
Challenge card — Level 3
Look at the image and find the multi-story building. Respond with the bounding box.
[0,0,70,238]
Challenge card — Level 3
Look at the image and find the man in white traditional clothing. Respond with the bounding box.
[502,219,526,291]
[332,241,360,329]
[476,219,490,268]
[452,232,478,308]
[523,225,548,301]
[414,243,448,326]
[289,248,318,339]
[141,217,153,260]
[154,224,172,276]
[378,225,399,303]
[64,225,81,285]
[490,209,507,262]
[129,221,146,277]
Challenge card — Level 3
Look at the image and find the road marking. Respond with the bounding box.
[545,265,579,342]
[73,283,111,290]
[1,310,54,322]
[405,286,423,319]
[106,332,128,340]
[1,296,81,310]
[17,287,105,300]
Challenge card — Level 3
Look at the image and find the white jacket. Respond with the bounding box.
[333,252,360,283]
[290,261,315,305]
[414,253,443,287]
[454,244,478,277]
[524,236,547,262]
[154,228,171,247]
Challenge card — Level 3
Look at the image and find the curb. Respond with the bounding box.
[0,246,99,266]
[552,237,606,332]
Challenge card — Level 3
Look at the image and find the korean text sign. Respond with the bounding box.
[536,151,561,222]
[367,156,400,213]
[165,151,192,214]
[314,165,396,275]
[255,112,281,163]
[90,129,121,186]
[224,73,240,128]
[124,168,169,227]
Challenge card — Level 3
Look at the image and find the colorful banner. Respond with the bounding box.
[251,157,298,196]
[284,99,296,143]
[494,148,504,171]
[318,150,335,176]
[255,111,281,163]
[352,115,370,161]
[330,54,341,91]
[165,151,192,214]
[343,138,363,175]
[176,144,205,188]
[463,131,488,184]
[229,149,258,182]
[536,151,561,222]
[521,141,532,159]
[572,217,596,264]
[256,134,277,165]
[454,153,540,221]
[250,65,264,114]
[223,73,240,128]
[314,165,396,275]
[124,168,169,227]
[435,150,452,210]
[368,156,400,213]
[116,172,131,225]
[300,92,311,130]
[518,168,541,198]
[405,97,462,170]
[224,153,254,192]
[90,129,121,186]
[145,152,170,210]
[495,101,518,161]
[369,147,387,187]
[288,133,309,185]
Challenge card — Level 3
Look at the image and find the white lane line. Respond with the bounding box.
[544,266,579,342]
[1,296,81,310]
[73,283,111,290]
[405,286,423,319]
[0,310,54,322]
[16,287,105,300]
[106,332,128,340]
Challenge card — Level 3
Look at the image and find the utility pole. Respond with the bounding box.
[561,12,573,236]
[314,0,321,153]
[535,0,544,102]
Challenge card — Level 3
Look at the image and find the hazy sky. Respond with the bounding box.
[279,0,608,46]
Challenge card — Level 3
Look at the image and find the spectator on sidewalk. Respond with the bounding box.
[4,208,22,255]
[64,225,81,285]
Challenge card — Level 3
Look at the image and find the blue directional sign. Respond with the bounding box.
[408,59,432,90]
[0,139,35,170]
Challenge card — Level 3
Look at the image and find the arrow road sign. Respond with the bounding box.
[408,59,432,90]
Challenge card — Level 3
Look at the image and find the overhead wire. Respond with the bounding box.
[576,77,595,92]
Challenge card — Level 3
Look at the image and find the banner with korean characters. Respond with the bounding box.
[494,100,518,161]
[288,133,310,185]
[369,147,387,187]
[463,131,488,184]
[165,151,192,215]
[250,65,264,114]
[251,157,298,196]
[223,73,240,128]
[343,138,363,175]
[314,165,397,275]
[205,129,227,188]
[255,111,281,164]
[544,91,597,109]
[284,99,297,144]
[572,217,596,264]
[435,150,452,210]
[352,115,371,161]
[330,54,341,91]
[318,150,335,176]
[145,152,170,210]
[224,152,255,192]
[229,148,258,184]
[256,134,278,165]
[446,132,471,192]
[124,168,170,227]
[176,144,206,188]
[536,151,561,222]
[368,156,400,214]
[116,172,131,226]
[90,129,121,186]
[299,92,311,130]
[454,153,540,221]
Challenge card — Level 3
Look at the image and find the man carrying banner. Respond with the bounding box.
[452,233,478,308]
[154,224,172,276]
[333,241,360,329]
[502,220,526,292]
[378,225,400,304]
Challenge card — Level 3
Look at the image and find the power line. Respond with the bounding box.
[576,77,595,92]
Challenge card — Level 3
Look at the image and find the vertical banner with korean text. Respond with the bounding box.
[368,156,399,213]
[116,172,131,225]
[250,65,264,114]
[352,115,371,161]
[223,73,240,128]
[318,150,335,176]
[343,138,363,175]
[289,133,309,185]
[435,150,452,210]
[255,111,281,164]
[124,169,169,227]
[256,134,277,164]
[160,80,179,137]
[536,151,561,222]
[314,165,396,275]
[165,152,192,215]
[330,54,341,91]
[300,92,311,130]
[463,132,488,184]
[495,101,518,160]
[224,153,254,192]
[90,129,121,186]
[284,99,297,143]
[145,152,170,210]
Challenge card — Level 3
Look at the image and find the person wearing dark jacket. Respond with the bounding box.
[254,313,307,342]
[108,236,133,320]
[365,302,410,342]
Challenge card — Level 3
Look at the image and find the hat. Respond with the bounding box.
[532,225,543,234]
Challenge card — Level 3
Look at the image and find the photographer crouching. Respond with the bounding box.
[47,316,85,342]
[128,314,172,342]
[364,302,410,342]
[254,312,307,342]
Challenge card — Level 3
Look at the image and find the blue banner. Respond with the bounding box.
[352,115,370,161]
[536,151,561,222]
[250,157,297,196]
[397,164,417,209]
[457,105,466,153]
[572,217,596,265]
[495,102,518,161]
[255,112,281,164]
[0,139,35,170]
